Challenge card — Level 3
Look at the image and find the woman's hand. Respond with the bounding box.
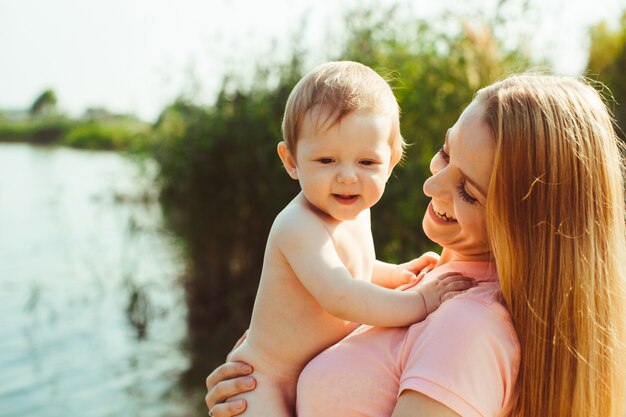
[205,361,256,416]
[206,331,256,416]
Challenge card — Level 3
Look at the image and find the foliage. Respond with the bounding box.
[0,115,151,151]
[152,57,304,363]
[2,88,150,151]
[586,12,626,140]
[150,5,534,371]
[0,117,73,144]
[30,89,58,116]
[62,119,150,151]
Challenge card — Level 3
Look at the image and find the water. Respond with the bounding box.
[0,143,196,417]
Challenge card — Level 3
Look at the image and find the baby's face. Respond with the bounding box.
[293,109,398,221]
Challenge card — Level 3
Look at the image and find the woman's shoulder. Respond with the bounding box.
[400,289,521,417]
[409,282,519,351]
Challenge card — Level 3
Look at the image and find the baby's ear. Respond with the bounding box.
[277,141,298,180]
[387,146,402,176]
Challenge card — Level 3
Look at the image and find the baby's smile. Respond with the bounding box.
[333,194,359,204]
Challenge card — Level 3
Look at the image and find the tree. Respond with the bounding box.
[586,12,626,140]
[30,89,57,116]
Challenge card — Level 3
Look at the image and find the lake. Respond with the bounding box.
[0,143,205,417]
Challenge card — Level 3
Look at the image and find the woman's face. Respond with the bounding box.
[422,100,495,262]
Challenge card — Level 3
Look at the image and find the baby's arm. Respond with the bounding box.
[276,215,472,327]
[372,252,439,289]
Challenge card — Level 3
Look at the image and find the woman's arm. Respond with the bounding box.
[203,360,461,417]
[392,390,461,417]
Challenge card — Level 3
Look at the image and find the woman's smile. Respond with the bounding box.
[430,202,457,222]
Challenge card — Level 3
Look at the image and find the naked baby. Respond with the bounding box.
[226,61,475,416]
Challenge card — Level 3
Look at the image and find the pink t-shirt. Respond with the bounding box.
[296,261,520,417]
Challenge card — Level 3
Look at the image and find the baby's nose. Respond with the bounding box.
[337,166,357,184]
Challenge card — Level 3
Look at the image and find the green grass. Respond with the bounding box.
[0,118,73,144]
[61,120,151,151]
[0,116,151,151]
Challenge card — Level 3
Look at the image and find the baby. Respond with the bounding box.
[227,61,474,416]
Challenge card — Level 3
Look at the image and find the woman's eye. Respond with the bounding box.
[437,145,450,162]
[456,183,478,205]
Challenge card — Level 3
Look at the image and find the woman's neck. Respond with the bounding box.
[438,248,494,266]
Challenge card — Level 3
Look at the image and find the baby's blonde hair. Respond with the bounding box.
[281,61,404,156]
[477,74,626,417]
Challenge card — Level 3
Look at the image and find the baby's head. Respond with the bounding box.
[281,61,404,159]
[278,62,404,221]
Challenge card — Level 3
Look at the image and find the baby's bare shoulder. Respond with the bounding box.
[275,199,325,228]
[270,203,329,247]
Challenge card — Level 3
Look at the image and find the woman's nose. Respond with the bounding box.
[423,162,449,199]
[422,174,437,198]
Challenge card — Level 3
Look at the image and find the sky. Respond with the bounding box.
[1,0,625,122]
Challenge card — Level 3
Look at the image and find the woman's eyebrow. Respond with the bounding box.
[465,176,487,198]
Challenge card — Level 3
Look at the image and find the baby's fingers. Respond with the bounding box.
[443,277,476,292]
[440,273,476,287]
[403,252,439,273]
[442,290,467,302]
[400,269,418,282]
[434,271,464,281]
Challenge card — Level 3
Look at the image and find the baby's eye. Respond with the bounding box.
[317,158,334,164]
[359,160,379,166]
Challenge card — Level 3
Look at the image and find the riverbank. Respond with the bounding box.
[0,115,151,151]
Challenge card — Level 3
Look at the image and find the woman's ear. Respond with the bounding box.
[277,141,298,180]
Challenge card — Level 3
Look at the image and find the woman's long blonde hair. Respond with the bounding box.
[477,74,626,416]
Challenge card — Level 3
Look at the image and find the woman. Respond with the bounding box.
[205,74,626,417]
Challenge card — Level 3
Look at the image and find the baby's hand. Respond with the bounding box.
[394,252,440,286]
[418,272,476,314]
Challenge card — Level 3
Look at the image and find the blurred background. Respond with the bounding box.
[1,0,625,416]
